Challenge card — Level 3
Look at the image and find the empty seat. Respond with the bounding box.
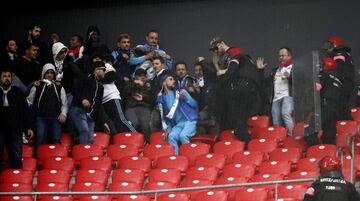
[143,144,174,163]
[220,130,237,141]
[150,131,169,145]
[350,107,360,122]
[235,187,268,201]
[0,169,33,184]
[223,163,256,179]
[36,196,73,201]
[179,143,210,166]
[108,181,142,192]
[107,144,139,164]
[282,136,308,153]
[181,179,213,199]
[156,155,189,173]
[250,174,284,190]
[287,170,319,186]
[60,132,73,150]
[269,148,301,164]
[157,193,190,201]
[193,190,227,201]
[186,166,219,182]
[22,158,37,174]
[113,132,145,148]
[72,144,104,163]
[79,156,112,174]
[116,195,150,201]
[195,153,226,171]
[306,144,337,158]
[336,132,356,147]
[213,140,245,164]
[256,126,287,142]
[118,156,152,174]
[112,169,145,186]
[71,182,105,192]
[0,196,33,201]
[278,184,307,200]
[336,120,358,135]
[248,138,278,159]
[0,183,32,192]
[148,168,181,185]
[247,115,270,136]
[342,154,360,171]
[75,169,109,185]
[232,150,264,166]
[42,156,75,174]
[37,169,71,184]
[79,196,111,201]
[4,145,34,160]
[37,144,68,163]
[35,182,69,192]
[258,160,291,176]
[214,176,248,201]
[144,181,177,190]
[297,157,321,172]
[190,134,218,146]
[93,132,111,149]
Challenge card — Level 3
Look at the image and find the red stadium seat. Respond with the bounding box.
[278,184,307,200]
[0,196,33,201]
[292,122,307,137]
[250,174,284,190]
[37,169,71,184]
[71,182,105,192]
[297,157,321,172]
[213,140,245,164]
[143,144,174,163]
[336,132,356,148]
[79,156,112,174]
[179,143,210,166]
[93,132,111,149]
[256,126,287,142]
[248,138,278,158]
[342,154,360,171]
[258,160,291,176]
[306,144,337,158]
[4,145,34,160]
[36,196,73,201]
[112,169,145,185]
[79,196,111,201]
[157,193,190,201]
[0,169,33,184]
[118,156,152,174]
[287,170,319,186]
[0,183,32,192]
[150,131,168,145]
[220,130,237,141]
[75,169,109,185]
[35,182,69,192]
[269,148,301,164]
[282,137,308,153]
[190,134,218,146]
[223,163,256,179]
[186,166,219,182]
[71,144,104,163]
[156,155,189,173]
[144,181,177,190]
[42,156,75,174]
[37,144,68,162]
[232,150,264,166]
[351,107,360,122]
[60,132,73,150]
[266,199,296,201]
[113,132,145,149]
[181,179,213,199]
[195,153,226,171]
[214,176,248,201]
[235,187,268,201]
[108,181,142,192]
[22,158,37,174]
[107,144,139,164]
[148,168,181,185]
[117,195,150,201]
[193,190,227,201]
[247,115,270,136]
[336,120,358,135]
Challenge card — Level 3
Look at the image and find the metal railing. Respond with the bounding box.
[0,178,315,201]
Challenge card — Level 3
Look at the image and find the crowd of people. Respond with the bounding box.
[0,24,358,173]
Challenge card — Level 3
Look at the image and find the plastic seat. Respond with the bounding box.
[258,160,291,176]
[107,144,139,164]
[306,144,337,158]
[232,150,264,166]
[156,155,189,173]
[214,176,248,201]
[220,130,237,141]
[235,187,268,201]
[213,140,245,164]
[113,132,145,149]
[250,174,284,190]
[287,170,319,186]
[42,156,75,174]
[75,169,109,185]
[108,181,142,192]
[157,193,190,201]
[179,143,210,166]
[336,132,356,147]
[193,190,227,201]
[37,169,71,184]
[350,107,360,122]
[22,158,37,174]
[190,134,218,146]
[148,168,181,185]
[278,184,307,200]
[297,157,321,172]
[37,144,68,162]
[79,156,112,174]
[195,153,226,171]
[93,132,111,149]
[181,179,213,199]
[0,169,33,184]
[144,181,177,190]
[248,138,278,158]
[143,144,174,163]
[292,122,307,138]
[342,154,360,171]
[71,182,105,192]
[118,156,152,174]
[223,163,256,179]
[256,126,287,142]
[35,182,69,192]
[4,145,34,160]
[282,136,308,153]
[150,131,168,145]
[265,198,297,201]
[0,183,32,192]
[79,196,111,201]
[0,196,33,201]
[186,166,219,182]
[336,120,358,135]
[35,196,73,201]
[112,169,145,185]
[247,115,270,136]
[60,132,73,150]
[269,148,301,164]
[117,195,150,201]
[71,144,104,163]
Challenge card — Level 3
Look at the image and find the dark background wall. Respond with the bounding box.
[1,0,360,75]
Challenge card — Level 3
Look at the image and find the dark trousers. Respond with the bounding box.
[103,99,137,133]
[0,130,23,170]
[321,100,338,144]
[125,106,151,142]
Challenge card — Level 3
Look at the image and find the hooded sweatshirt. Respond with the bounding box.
[27,63,68,118]
[52,42,69,81]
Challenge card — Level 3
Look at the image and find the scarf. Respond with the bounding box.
[158,90,181,131]
[0,86,11,107]
[279,59,293,67]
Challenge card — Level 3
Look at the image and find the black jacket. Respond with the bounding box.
[0,86,32,133]
[13,56,42,86]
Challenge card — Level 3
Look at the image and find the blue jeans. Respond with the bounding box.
[35,117,62,146]
[272,96,294,135]
[168,121,197,155]
[68,106,95,144]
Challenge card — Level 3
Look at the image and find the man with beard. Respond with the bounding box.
[0,68,34,170]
